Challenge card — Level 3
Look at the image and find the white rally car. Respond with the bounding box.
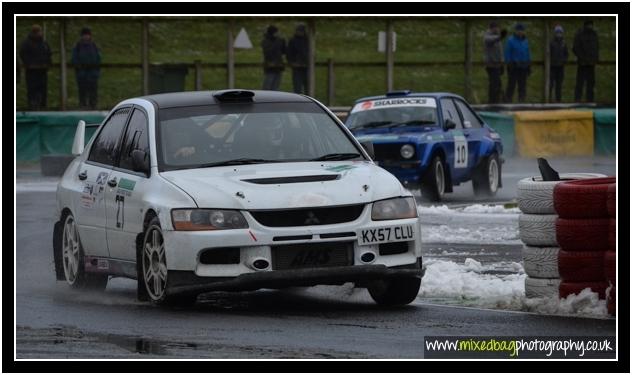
[53,90,423,306]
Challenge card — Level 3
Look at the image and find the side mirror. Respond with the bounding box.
[360,141,375,159]
[71,120,86,156]
[131,150,149,175]
[443,118,457,131]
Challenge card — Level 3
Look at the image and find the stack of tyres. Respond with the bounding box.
[554,177,616,302]
[605,183,616,315]
[517,173,605,298]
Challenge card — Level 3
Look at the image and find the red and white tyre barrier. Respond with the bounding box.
[559,281,608,299]
[519,214,558,247]
[557,250,605,282]
[555,218,610,251]
[606,183,616,218]
[553,177,616,219]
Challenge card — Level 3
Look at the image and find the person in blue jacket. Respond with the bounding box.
[504,23,531,102]
[71,27,101,109]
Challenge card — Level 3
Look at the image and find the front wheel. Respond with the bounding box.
[368,277,421,306]
[473,153,500,197]
[141,218,197,306]
[420,156,446,202]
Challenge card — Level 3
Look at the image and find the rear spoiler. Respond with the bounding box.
[71,120,101,156]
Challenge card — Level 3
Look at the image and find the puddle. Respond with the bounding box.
[100,334,198,355]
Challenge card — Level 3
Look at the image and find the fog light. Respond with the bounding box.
[360,252,376,263]
[252,259,270,270]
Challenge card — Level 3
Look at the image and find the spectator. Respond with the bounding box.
[261,25,286,91]
[573,20,599,102]
[549,25,569,102]
[72,27,101,109]
[19,24,52,110]
[504,23,531,103]
[483,21,507,103]
[287,24,309,94]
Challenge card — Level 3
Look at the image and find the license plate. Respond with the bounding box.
[357,224,415,246]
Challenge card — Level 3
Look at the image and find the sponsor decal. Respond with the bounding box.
[96,172,109,185]
[325,165,358,172]
[80,183,96,208]
[351,97,437,113]
[118,178,136,191]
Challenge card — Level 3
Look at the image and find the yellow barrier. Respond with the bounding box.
[513,110,594,157]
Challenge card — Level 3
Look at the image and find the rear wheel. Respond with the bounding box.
[61,213,108,290]
[368,277,421,306]
[420,156,446,202]
[141,218,197,306]
[473,153,500,197]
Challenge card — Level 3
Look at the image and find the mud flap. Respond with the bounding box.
[136,233,149,301]
[52,221,65,281]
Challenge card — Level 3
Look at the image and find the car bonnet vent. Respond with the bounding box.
[242,174,340,184]
[213,89,255,102]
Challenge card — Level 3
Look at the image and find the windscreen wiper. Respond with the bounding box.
[388,120,437,129]
[352,121,395,130]
[309,153,362,161]
[197,158,281,168]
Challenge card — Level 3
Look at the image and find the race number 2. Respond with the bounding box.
[453,133,468,168]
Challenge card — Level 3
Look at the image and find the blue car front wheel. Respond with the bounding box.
[473,153,501,197]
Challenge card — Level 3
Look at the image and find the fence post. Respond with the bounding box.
[386,19,394,92]
[195,60,202,90]
[59,18,68,110]
[308,18,316,97]
[327,58,335,106]
[543,19,551,103]
[59,18,68,111]
[464,19,473,102]
[141,18,149,95]
[227,20,235,89]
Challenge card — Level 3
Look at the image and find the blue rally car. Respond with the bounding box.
[345,91,503,201]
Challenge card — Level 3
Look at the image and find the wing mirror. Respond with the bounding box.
[131,150,150,175]
[443,118,457,131]
[72,120,86,156]
[360,141,375,159]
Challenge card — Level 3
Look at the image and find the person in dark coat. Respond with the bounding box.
[504,23,531,103]
[287,24,309,94]
[261,25,286,91]
[482,21,507,103]
[19,24,52,110]
[549,25,569,102]
[573,20,599,102]
[72,27,101,109]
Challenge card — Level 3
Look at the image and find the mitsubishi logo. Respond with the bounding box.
[304,211,320,225]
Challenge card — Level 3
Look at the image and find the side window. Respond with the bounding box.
[118,109,150,172]
[455,100,483,129]
[440,99,463,129]
[88,108,132,166]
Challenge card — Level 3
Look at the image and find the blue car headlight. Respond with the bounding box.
[400,144,415,159]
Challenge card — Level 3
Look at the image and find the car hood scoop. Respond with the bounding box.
[241,174,340,184]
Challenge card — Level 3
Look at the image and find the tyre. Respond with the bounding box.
[517,173,606,215]
[141,217,197,306]
[522,246,559,278]
[368,277,421,306]
[472,153,500,197]
[604,250,615,285]
[559,281,607,299]
[519,214,558,247]
[553,177,616,219]
[557,250,605,282]
[525,277,560,298]
[555,218,610,251]
[59,213,108,290]
[608,219,616,250]
[607,183,616,218]
[420,156,446,202]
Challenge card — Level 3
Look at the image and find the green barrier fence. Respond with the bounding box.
[16,111,107,161]
[478,111,516,157]
[589,108,616,156]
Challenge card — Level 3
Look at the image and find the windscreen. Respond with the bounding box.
[346,97,438,130]
[157,102,362,170]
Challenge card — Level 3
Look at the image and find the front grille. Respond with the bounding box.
[272,242,354,270]
[250,204,365,227]
[379,242,409,256]
[374,143,409,161]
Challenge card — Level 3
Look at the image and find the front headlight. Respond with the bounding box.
[371,197,418,221]
[400,144,415,159]
[171,209,249,231]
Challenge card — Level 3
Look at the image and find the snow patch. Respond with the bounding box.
[15,181,59,193]
[421,225,521,245]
